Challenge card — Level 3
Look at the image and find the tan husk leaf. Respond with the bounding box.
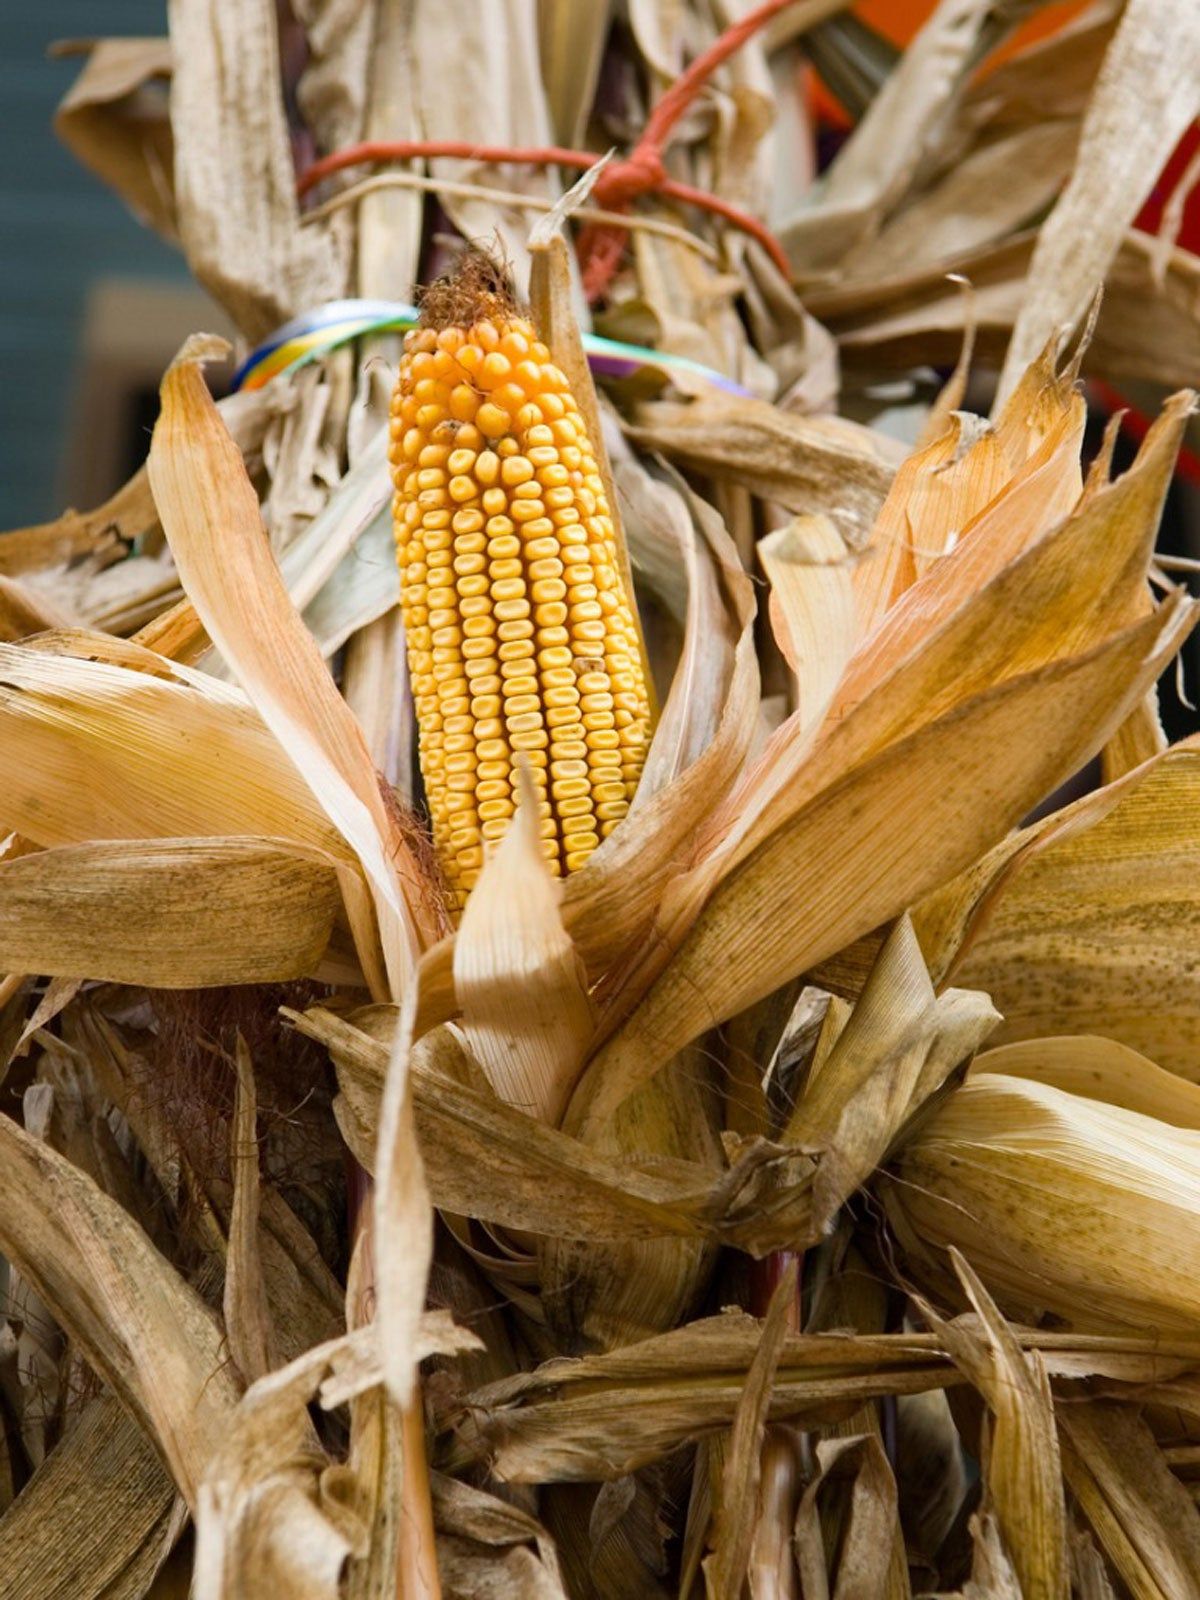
[0,1395,180,1599]
[626,386,895,544]
[887,1068,1200,1333]
[1059,1402,1200,1600]
[148,337,444,997]
[293,1005,724,1246]
[569,598,1193,1138]
[0,835,338,988]
[0,1112,240,1509]
[703,1264,797,1600]
[915,739,1200,1078]
[920,1253,1068,1600]
[454,761,593,1127]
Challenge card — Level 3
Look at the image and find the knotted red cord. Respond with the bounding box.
[296,0,801,300]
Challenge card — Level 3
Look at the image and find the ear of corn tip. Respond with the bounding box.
[389,284,652,908]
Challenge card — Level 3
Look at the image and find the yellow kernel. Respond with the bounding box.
[476,402,511,437]
[500,456,535,487]
[447,448,476,475]
[479,798,515,822]
[481,351,510,385]
[553,777,591,800]
[448,475,476,503]
[476,450,501,486]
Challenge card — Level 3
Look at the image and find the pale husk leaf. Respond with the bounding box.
[917,740,1200,1078]
[759,513,856,737]
[454,762,593,1127]
[0,836,339,988]
[148,339,443,996]
[569,600,1193,1136]
[890,1071,1200,1333]
[224,1038,276,1384]
[166,0,345,338]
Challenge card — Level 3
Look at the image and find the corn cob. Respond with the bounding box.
[388,265,651,907]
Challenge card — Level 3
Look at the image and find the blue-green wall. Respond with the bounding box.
[2,3,187,527]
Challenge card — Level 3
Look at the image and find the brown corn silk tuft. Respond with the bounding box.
[389,253,652,907]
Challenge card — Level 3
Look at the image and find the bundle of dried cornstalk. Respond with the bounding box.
[4,1,1200,1595]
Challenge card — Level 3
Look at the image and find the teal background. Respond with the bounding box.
[2,3,186,527]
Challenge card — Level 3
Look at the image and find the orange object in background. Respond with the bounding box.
[810,0,1088,127]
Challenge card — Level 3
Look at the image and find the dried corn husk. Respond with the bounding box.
[887,1066,1200,1334]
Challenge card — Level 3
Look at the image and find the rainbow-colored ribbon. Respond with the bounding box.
[232,298,752,397]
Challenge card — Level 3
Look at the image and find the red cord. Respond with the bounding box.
[297,0,800,299]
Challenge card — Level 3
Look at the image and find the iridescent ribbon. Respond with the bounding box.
[232,297,752,397]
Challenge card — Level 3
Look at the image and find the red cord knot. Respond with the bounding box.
[592,147,668,211]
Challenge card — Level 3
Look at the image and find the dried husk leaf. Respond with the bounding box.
[780,0,1002,275]
[166,0,345,337]
[54,37,176,240]
[295,1005,720,1246]
[626,386,894,544]
[569,597,1193,1136]
[703,1265,797,1600]
[224,1039,275,1384]
[371,991,435,1408]
[148,338,443,996]
[996,0,1200,404]
[0,635,349,857]
[413,0,558,283]
[448,1315,958,1485]
[193,1340,358,1600]
[792,1432,905,1600]
[562,483,758,977]
[0,1113,240,1508]
[920,1254,1068,1600]
[748,917,998,1249]
[839,120,1079,285]
[454,764,593,1127]
[759,513,856,735]
[888,1070,1200,1333]
[1059,1402,1200,1600]
[0,1394,180,1599]
[916,740,1200,1078]
[566,385,1191,1127]
[0,836,339,987]
[539,1045,723,1353]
